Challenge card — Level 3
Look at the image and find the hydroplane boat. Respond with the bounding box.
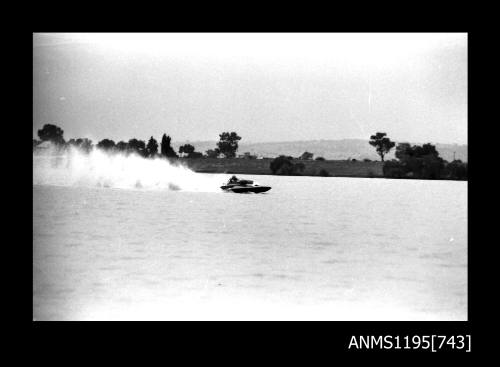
[220,176,271,193]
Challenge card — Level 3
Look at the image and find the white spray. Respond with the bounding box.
[33,144,223,192]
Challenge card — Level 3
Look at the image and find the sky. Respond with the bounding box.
[33,33,467,145]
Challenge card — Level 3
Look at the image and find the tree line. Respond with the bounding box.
[369,132,467,180]
[33,124,243,159]
[33,124,467,180]
[268,132,467,180]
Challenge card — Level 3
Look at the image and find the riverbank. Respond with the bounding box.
[177,158,384,178]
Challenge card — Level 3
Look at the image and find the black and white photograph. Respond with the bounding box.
[33,32,467,321]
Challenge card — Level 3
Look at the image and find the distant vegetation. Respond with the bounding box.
[33,124,467,180]
[242,152,257,159]
[205,149,219,158]
[369,132,396,162]
[37,124,65,146]
[368,131,467,180]
[34,124,222,160]
[214,132,242,158]
[68,138,93,153]
[318,168,330,177]
[269,155,305,175]
[299,151,314,160]
[178,143,194,157]
[178,143,202,158]
[160,134,178,158]
[34,124,177,159]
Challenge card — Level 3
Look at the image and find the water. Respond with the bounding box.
[33,157,467,320]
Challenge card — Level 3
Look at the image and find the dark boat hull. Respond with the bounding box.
[221,185,271,193]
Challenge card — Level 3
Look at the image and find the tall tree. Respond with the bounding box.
[369,132,395,162]
[37,124,65,145]
[179,144,195,157]
[161,134,169,156]
[146,136,159,157]
[216,132,241,158]
[160,134,178,158]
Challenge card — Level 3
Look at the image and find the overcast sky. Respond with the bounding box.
[33,33,467,144]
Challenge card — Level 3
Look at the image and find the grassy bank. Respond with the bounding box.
[178,158,384,178]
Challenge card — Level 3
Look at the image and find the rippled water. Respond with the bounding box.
[33,175,467,320]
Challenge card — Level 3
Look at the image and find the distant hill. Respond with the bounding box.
[173,139,467,162]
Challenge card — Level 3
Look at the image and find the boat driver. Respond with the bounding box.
[229,175,239,183]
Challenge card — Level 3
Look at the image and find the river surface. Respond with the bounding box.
[33,174,467,320]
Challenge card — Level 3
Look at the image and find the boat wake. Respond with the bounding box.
[33,144,222,192]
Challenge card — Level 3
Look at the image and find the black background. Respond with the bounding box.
[19,14,483,358]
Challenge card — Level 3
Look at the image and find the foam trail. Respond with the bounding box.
[33,144,223,192]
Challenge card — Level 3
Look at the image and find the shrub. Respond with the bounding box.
[187,151,203,158]
[383,160,407,178]
[445,160,468,180]
[318,169,329,177]
[270,155,305,175]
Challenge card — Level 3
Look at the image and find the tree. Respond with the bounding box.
[216,132,241,158]
[160,134,178,158]
[97,139,116,151]
[315,156,325,161]
[205,149,220,158]
[128,138,146,157]
[420,153,444,179]
[68,138,93,153]
[146,136,159,157]
[390,142,445,179]
[369,132,395,162]
[414,143,440,158]
[37,124,65,145]
[161,134,169,156]
[300,151,314,160]
[445,160,468,180]
[395,142,413,161]
[179,144,203,158]
[116,141,129,152]
[179,144,195,157]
